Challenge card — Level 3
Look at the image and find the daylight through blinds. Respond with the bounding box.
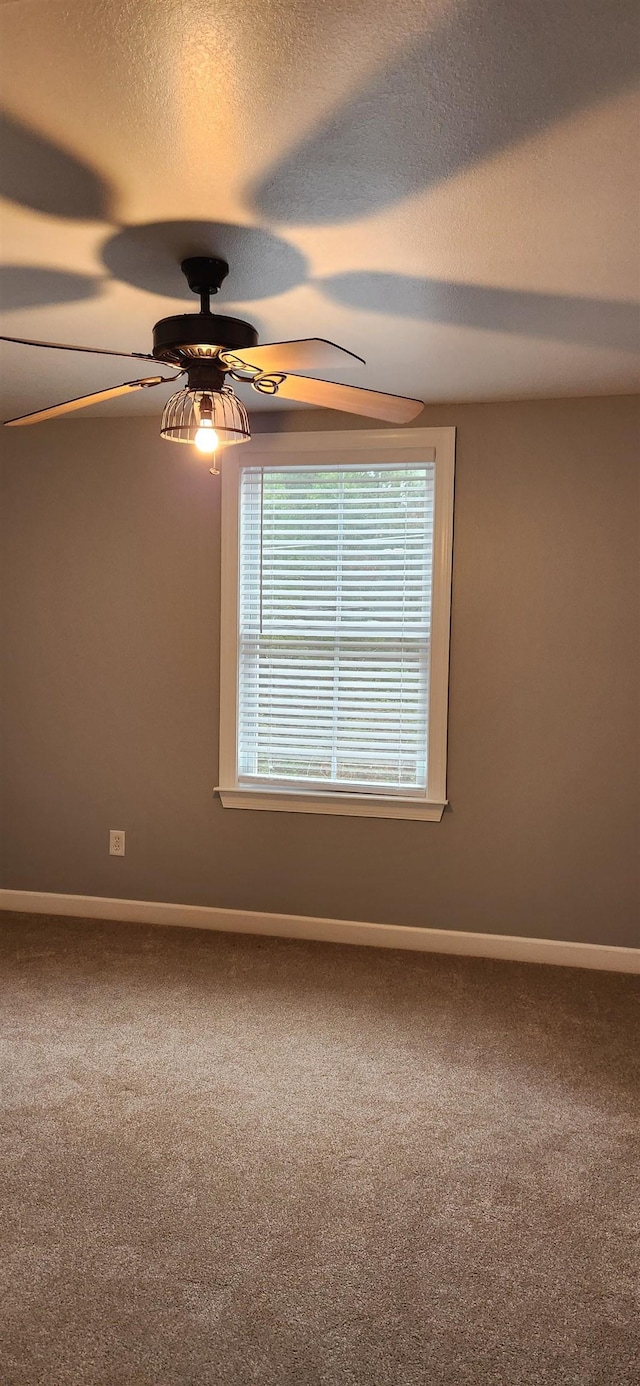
[238,462,435,794]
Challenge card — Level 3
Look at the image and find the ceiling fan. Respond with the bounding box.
[1,257,423,469]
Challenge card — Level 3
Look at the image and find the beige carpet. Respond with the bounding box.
[1,912,638,1386]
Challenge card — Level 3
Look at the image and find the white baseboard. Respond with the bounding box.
[1,889,638,973]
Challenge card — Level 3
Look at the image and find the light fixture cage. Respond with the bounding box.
[160,386,251,447]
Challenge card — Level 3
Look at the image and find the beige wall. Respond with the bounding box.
[1,396,638,946]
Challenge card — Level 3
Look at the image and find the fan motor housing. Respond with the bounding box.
[152,312,259,368]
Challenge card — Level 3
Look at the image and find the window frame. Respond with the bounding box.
[217,427,455,821]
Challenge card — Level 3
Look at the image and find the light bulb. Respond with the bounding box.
[194,420,219,454]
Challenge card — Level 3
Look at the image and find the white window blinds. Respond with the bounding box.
[237,461,435,796]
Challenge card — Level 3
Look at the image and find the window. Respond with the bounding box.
[218,428,455,820]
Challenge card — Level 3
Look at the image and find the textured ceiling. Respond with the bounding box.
[0,0,638,419]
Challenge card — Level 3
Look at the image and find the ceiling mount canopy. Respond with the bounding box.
[180,255,229,314]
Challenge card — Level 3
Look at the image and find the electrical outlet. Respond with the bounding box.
[109,830,125,857]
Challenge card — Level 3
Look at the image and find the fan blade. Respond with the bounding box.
[0,333,161,362]
[255,372,423,423]
[4,376,170,427]
[223,338,364,373]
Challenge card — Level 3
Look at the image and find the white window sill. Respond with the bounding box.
[215,786,447,822]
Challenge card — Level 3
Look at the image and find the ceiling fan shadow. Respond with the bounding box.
[320,273,640,354]
[102,221,307,304]
[250,0,639,227]
[0,109,112,221]
[0,267,100,312]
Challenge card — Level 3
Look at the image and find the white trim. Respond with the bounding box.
[216,786,446,820]
[238,429,440,454]
[426,429,455,804]
[218,435,241,791]
[218,427,456,819]
[1,890,637,974]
